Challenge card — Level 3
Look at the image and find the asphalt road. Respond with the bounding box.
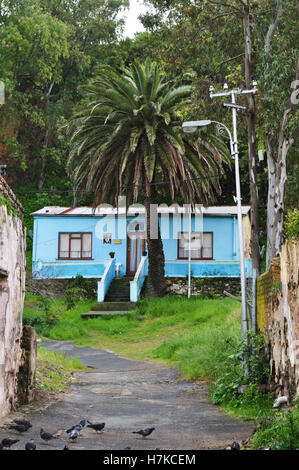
[0,340,254,450]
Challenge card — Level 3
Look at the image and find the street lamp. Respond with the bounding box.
[182,118,248,338]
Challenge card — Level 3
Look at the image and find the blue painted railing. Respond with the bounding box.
[130,256,148,302]
[97,258,116,302]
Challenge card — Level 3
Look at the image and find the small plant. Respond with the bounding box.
[65,287,86,310]
[109,251,115,258]
[37,296,59,326]
[195,278,205,288]
[0,194,18,216]
[272,281,281,293]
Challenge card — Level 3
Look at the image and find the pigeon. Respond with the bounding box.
[13,419,32,428]
[225,441,240,450]
[66,419,86,434]
[1,438,19,449]
[132,427,155,439]
[231,441,240,450]
[273,396,288,409]
[87,421,105,433]
[40,428,59,444]
[8,424,29,433]
[69,428,80,441]
[25,439,36,451]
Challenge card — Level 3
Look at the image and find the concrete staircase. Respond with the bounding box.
[81,277,136,319]
[105,277,133,302]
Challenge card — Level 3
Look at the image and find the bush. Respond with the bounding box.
[23,315,47,333]
[67,275,96,298]
[210,332,270,409]
[284,209,299,240]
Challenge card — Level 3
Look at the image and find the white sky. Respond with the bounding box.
[123,0,147,38]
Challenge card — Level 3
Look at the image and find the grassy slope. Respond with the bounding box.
[24,294,241,377]
[36,348,86,392]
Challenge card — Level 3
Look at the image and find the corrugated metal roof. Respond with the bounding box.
[31,205,251,217]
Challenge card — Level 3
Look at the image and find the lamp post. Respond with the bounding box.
[182,116,248,337]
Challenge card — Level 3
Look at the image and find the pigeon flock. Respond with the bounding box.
[1,417,242,450]
[0,417,158,450]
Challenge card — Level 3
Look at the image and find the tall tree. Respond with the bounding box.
[67,59,230,296]
[0,0,129,188]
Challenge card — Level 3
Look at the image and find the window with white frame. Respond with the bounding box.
[58,233,92,259]
[178,232,213,260]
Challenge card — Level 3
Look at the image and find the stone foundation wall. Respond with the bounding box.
[257,241,299,399]
[165,277,241,298]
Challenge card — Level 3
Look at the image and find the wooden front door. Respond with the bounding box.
[127,233,145,276]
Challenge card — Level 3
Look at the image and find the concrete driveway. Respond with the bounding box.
[0,340,253,450]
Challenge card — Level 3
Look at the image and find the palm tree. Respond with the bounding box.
[67,59,230,297]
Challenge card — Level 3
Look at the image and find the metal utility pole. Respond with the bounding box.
[209,82,258,338]
[188,205,192,299]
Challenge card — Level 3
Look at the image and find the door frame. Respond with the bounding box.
[126,232,146,276]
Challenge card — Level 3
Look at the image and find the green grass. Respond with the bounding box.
[251,405,299,450]
[24,291,275,427]
[36,347,86,392]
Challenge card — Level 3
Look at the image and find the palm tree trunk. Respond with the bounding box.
[144,189,166,297]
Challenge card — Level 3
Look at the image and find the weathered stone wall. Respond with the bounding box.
[257,241,299,399]
[0,178,27,418]
[17,326,37,405]
[165,277,241,297]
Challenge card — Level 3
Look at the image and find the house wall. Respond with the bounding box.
[0,197,26,417]
[32,213,252,279]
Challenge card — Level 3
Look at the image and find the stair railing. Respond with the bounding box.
[97,258,116,302]
[130,255,148,302]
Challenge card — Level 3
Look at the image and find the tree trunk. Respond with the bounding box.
[264,0,283,267]
[37,81,55,190]
[242,1,260,275]
[38,128,49,191]
[144,189,166,298]
[265,136,276,270]
[269,56,299,260]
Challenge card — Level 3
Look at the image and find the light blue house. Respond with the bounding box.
[31,204,252,302]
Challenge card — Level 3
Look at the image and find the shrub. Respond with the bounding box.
[210,332,270,407]
[284,209,299,240]
[37,296,60,326]
[67,275,96,300]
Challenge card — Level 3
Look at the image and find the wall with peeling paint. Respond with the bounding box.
[257,240,299,398]
[0,177,26,418]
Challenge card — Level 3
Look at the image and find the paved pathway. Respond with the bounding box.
[0,341,254,450]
